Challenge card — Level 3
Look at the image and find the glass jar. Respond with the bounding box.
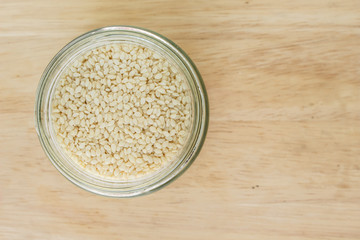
[35,26,209,197]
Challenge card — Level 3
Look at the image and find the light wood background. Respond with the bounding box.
[1,0,359,239]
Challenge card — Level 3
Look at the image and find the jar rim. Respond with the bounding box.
[35,25,209,197]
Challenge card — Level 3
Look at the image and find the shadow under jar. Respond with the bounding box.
[35,26,209,197]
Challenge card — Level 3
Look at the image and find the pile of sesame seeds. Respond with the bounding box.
[51,43,192,179]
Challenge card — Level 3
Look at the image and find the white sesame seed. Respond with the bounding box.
[155,73,162,79]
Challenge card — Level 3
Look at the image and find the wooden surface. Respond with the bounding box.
[1,0,360,239]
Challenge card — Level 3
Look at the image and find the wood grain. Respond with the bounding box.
[1,0,359,239]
